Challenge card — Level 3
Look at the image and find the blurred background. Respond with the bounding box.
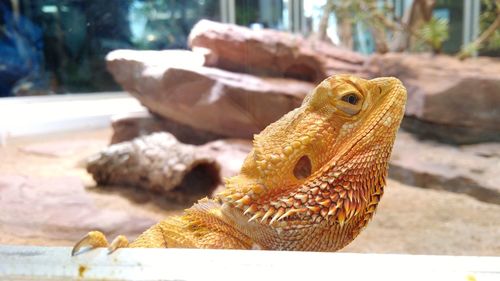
[0,0,499,257]
[1,0,498,96]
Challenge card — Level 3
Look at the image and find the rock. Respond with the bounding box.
[0,128,252,246]
[0,174,159,244]
[188,20,366,82]
[344,179,500,255]
[19,139,106,158]
[106,49,314,139]
[389,130,500,205]
[201,139,252,180]
[87,132,221,204]
[367,53,500,144]
[106,49,206,74]
[402,117,500,145]
[111,111,225,145]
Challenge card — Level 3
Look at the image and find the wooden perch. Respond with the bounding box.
[87,132,221,203]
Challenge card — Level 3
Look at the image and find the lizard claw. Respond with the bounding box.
[71,231,109,256]
[108,235,129,254]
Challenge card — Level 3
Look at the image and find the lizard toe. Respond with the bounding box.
[71,231,109,256]
[108,235,129,254]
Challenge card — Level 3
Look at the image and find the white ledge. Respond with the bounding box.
[0,92,146,145]
[0,245,499,281]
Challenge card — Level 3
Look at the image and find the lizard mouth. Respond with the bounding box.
[368,78,405,131]
[369,78,406,132]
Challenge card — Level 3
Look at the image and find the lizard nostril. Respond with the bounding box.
[293,155,312,180]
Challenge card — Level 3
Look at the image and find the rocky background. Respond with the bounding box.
[1,20,499,254]
[104,20,500,206]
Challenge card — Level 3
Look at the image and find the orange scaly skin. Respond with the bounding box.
[72,74,407,254]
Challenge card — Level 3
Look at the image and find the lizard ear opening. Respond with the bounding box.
[293,155,312,180]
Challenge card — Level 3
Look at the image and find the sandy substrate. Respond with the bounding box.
[0,128,499,256]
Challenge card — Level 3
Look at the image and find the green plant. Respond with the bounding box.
[322,0,395,52]
[317,0,438,53]
[457,0,500,59]
[417,16,449,54]
[479,0,500,50]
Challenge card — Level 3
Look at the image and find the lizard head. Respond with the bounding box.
[218,74,406,228]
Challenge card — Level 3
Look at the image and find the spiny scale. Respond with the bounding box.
[269,208,285,225]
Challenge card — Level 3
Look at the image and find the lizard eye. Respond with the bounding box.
[341,93,359,105]
[337,91,363,116]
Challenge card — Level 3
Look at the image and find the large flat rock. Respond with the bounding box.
[106,49,314,139]
[0,175,159,244]
[1,129,499,255]
[367,53,500,144]
[189,19,366,82]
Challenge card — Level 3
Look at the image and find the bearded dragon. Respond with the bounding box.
[72,74,406,254]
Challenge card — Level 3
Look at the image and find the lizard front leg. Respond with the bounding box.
[129,201,253,249]
[72,200,251,255]
[72,224,175,255]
